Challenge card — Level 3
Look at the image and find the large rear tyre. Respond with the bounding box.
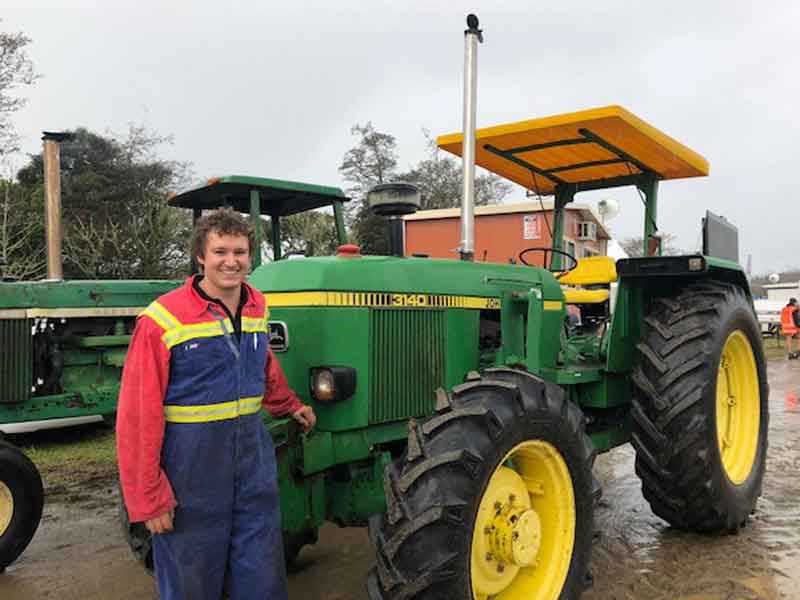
[631,281,768,532]
[367,368,596,600]
[0,441,44,569]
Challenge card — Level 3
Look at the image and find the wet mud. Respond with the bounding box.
[1,358,798,599]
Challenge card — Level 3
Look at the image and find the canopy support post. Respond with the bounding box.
[250,190,262,268]
[550,184,575,270]
[333,200,348,245]
[638,174,660,256]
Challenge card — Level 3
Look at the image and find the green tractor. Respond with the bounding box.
[0,20,767,600]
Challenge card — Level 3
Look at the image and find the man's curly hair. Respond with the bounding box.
[190,207,255,260]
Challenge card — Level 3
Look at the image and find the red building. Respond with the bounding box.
[403,201,610,267]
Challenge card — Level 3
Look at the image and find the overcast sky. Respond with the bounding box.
[4,0,799,274]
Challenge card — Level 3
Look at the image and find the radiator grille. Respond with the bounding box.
[369,309,446,424]
[0,319,32,404]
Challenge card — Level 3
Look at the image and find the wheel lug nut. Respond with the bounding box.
[485,553,493,561]
[497,563,505,573]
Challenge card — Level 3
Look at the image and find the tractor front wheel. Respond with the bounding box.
[367,368,596,600]
[0,441,44,570]
[632,281,768,532]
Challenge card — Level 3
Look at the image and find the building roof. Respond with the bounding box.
[403,201,611,240]
[763,281,800,289]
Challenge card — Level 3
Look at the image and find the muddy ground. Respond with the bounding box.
[1,357,799,600]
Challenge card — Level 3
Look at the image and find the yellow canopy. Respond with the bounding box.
[436,105,709,195]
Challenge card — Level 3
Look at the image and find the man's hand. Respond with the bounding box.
[144,509,174,535]
[291,405,316,433]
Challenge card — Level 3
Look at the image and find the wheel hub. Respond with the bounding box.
[487,502,542,568]
[0,480,13,536]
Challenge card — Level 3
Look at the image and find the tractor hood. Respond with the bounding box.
[249,255,564,303]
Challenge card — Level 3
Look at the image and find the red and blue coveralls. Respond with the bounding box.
[117,276,303,600]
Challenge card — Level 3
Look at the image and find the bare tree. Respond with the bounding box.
[0,177,45,279]
[338,122,400,254]
[0,24,39,158]
[399,131,512,209]
[621,233,683,258]
[275,211,339,257]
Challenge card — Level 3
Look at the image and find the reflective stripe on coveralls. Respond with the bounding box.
[781,305,798,336]
[145,296,287,600]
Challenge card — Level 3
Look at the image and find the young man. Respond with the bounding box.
[117,208,315,600]
[781,297,800,359]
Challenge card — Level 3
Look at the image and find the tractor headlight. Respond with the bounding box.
[687,257,706,272]
[309,367,356,403]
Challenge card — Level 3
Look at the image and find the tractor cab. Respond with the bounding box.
[167,175,350,265]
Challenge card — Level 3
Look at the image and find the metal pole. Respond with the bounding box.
[190,208,201,274]
[271,216,282,261]
[42,131,71,280]
[550,185,573,270]
[249,190,262,268]
[639,175,660,256]
[333,200,348,246]
[389,217,404,257]
[458,14,483,262]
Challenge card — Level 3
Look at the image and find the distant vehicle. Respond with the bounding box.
[754,298,784,336]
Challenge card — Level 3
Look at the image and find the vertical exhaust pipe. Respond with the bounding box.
[41,131,71,280]
[458,14,483,262]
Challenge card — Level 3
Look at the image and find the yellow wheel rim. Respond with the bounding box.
[0,481,13,537]
[471,440,575,600]
[716,330,760,484]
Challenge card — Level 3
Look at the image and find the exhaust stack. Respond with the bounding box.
[41,131,71,280]
[458,14,483,262]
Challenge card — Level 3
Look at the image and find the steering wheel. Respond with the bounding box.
[518,246,578,278]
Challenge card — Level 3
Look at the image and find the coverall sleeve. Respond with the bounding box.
[263,348,305,417]
[116,316,177,523]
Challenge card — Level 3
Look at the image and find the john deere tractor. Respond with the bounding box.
[152,104,768,599]
[1,17,766,600]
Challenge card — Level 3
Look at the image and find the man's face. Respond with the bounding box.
[196,231,251,294]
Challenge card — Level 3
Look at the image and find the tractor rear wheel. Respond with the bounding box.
[367,368,596,600]
[631,281,768,532]
[0,441,44,570]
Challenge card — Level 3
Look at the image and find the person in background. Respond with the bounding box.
[780,297,800,359]
[117,208,315,600]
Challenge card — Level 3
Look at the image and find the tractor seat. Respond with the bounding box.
[560,256,617,305]
[562,288,610,304]
[559,255,618,286]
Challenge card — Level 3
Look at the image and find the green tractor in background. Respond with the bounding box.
[0,18,767,600]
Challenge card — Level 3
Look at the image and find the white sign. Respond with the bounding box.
[523,214,541,240]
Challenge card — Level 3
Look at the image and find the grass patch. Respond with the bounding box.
[14,424,118,489]
[762,336,789,362]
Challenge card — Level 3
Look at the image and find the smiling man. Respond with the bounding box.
[116,208,315,600]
